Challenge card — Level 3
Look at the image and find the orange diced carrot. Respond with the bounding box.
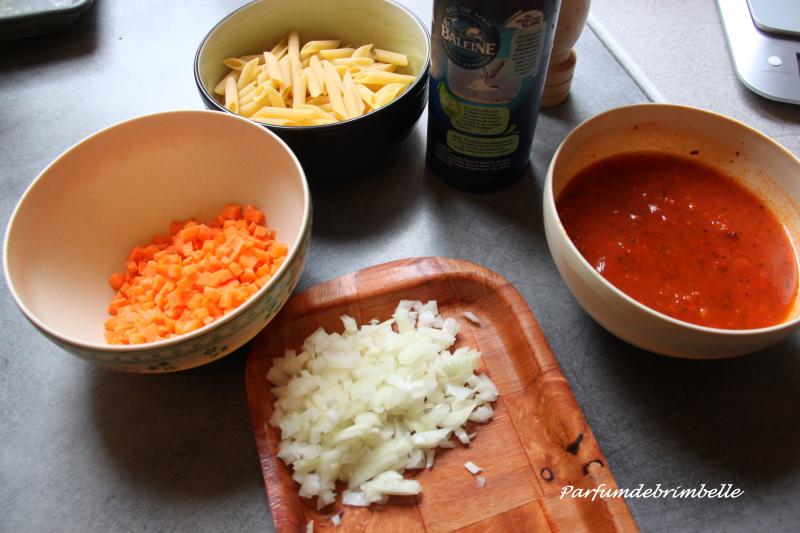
[243,205,265,225]
[269,242,289,258]
[239,251,258,269]
[105,204,282,344]
[179,225,200,243]
[221,204,242,220]
[108,272,127,291]
[252,225,269,239]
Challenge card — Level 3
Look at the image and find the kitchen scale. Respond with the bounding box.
[717,0,800,104]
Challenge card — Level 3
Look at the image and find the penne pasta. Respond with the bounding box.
[288,30,300,63]
[300,39,341,57]
[222,57,248,71]
[271,38,288,59]
[309,55,327,95]
[307,94,330,106]
[263,84,286,108]
[299,118,336,126]
[356,84,377,110]
[214,70,237,96]
[333,57,374,67]
[239,85,273,117]
[278,55,293,91]
[251,116,293,126]
[352,44,373,58]
[364,62,398,72]
[292,69,307,108]
[238,57,260,89]
[343,72,364,118]
[374,49,408,66]
[239,54,263,64]
[319,48,356,60]
[214,30,414,126]
[263,51,284,85]
[323,60,345,93]
[252,106,315,120]
[353,71,416,86]
[304,67,322,98]
[295,103,335,120]
[374,83,405,108]
[224,76,239,114]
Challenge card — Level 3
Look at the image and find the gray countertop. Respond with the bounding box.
[1,1,798,532]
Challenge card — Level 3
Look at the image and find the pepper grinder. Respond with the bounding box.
[541,0,591,107]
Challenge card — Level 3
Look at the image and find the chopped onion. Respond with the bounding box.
[268,300,499,508]
[476,476,486,488]
[306,520,314,533]
[463,311,482,325]
[464,461,482,474]
[331,512,343,527]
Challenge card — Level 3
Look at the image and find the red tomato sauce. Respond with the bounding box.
[556,152,798,329]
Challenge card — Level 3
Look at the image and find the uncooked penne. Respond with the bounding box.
[214,70,237,96]
[343,72,364,118]
[353,71,416,85]
[304,67,322,98]
[300,40,341,57]
[319,48,356,60]
[309,55,327,95]
[295,104,335,120]
[251,116,293,126]
[238,57,260,89]
[252,106,315,120]
[263,84,285,108]
[323,63,347,119]
[292,69,307,108]
[352,44,373,58]
[333,57,374,67]
[356,84,377,110]
[263,51,284,85]
[222,57,248,71]
[271,38,288,59]
[278,55,293,91]
[214,30,414,126]
[288,30,300,62]
[239,85,272,117]
[374,83,405,108]
[224,76,239,114]
[374,49,408,66]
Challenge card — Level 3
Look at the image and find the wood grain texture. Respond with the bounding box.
[246,257,638,532]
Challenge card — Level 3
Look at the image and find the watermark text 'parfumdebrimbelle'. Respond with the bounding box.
[560,483,743,501]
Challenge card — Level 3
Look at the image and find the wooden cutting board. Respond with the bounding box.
[246,257,637,532]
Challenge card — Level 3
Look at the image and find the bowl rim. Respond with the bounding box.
[2,109,311,353]
[193,0,431,131]
[545,102,800,337]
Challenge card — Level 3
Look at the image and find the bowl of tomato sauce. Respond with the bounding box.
[544,103,800,358]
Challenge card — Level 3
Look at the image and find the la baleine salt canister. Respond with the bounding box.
[427,0,561,192]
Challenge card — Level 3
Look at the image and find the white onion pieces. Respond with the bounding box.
[268,300,499,509]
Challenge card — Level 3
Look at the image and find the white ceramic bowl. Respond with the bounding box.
[4,110,311,372]
[544,103,800,359]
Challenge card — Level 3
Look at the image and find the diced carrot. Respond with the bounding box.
[179,225,200,243]
[270,243,289,258]
[221,204,242,220]
[104,204,287,345]
[108,272,127,291]
[243,205,265,225]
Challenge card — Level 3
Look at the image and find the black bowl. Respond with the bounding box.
[194,0,430,178]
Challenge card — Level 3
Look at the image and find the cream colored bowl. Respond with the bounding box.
[3,110,311,372]
[544,103,800,358]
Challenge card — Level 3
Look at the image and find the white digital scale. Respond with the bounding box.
[717,0,800,105]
